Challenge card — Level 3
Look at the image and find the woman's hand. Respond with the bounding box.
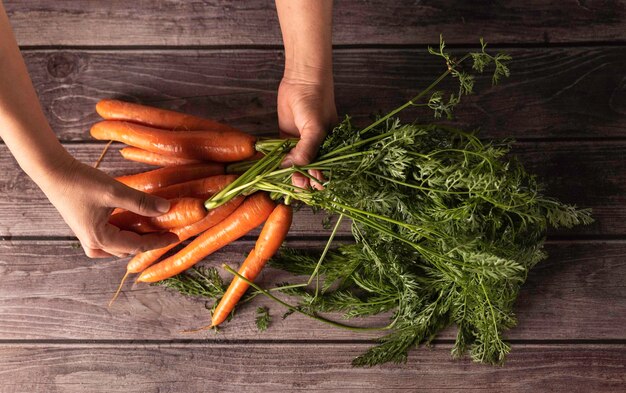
[275,0,336,189]
[277,72,337,190]
[40,155,179,258]
[0,3,177,259]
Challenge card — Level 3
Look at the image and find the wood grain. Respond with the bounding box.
[6,0,626,46]
[0,343,624,393]
[21,48,626,141]
[0,142,620,237]
[0,239,624,341]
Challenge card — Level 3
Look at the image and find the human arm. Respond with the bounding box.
[0,2,178,258]
[275,0,337,189]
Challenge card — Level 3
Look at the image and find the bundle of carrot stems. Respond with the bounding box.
[93,38,592,366]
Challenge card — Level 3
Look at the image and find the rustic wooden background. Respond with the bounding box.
[1,1,625,392]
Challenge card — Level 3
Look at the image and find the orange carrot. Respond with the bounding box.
[253,204,293,260]
[152,174,238,200]
[96,99,239,132]
[128,196,245,273]
[109,198,207,233]
[211,204,293,327]
[136,192,275,283]
[91,120,256,162]
[116,163,224,193]
[120,146,202,166]
[109,196,245,307]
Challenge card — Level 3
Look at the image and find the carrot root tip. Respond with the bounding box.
[180,324,214,334]
[108,270,130,308]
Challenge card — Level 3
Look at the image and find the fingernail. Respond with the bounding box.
[156,198,170,213]
[294,177,306,189]
[282,158,294,168]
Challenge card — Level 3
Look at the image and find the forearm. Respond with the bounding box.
[0,3,71,184]
[275,0,333,84]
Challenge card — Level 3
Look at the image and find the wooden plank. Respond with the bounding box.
[6,0,626,46]
[0,240,624,341]
[0,343,624,392]
[22,47,626,141]
[0,141,620,237]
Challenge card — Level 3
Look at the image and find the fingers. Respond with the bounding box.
[308,169,325,190]
[102,224,179,255]
[81,224,179,259]
[82,246,115,259]
[281,128,326,168]
[281,124,328,189]
[109,182,171,217]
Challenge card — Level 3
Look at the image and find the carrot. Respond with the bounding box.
[109,198,207,233]
[91,120,256,162]
[120,147,202,166]
[152,174,238,200]
[115,163,224,193]
[253,204,293,260]
[136,192,275,283]
[109,196,245,307]
[211,204,293,327]
[96,99,239,132]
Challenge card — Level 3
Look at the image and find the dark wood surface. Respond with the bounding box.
[21,48,626,141]
[1,344,624,393]
[5,0,626,46]
[0,239,624,341]
[1,0,625,392]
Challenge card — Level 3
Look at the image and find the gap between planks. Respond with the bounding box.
[15,41,626,52]
[1,339,625,348]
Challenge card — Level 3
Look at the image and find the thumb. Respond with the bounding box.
[110,183,170,217]
[282,125,326,168]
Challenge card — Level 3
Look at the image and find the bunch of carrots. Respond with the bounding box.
[92,99,293,328]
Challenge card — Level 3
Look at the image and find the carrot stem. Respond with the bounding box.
[222,264,390,332]
[307,214,344,297]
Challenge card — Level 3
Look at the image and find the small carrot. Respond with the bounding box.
[211,204,293,327]
[116,163,224,193]
[109,196,245,307]
[96,99,239,132]
[120,146,202,166]
[152,174,238,200]
[136,192,275,283]
[109,198,207,233]
[91,120,256,162]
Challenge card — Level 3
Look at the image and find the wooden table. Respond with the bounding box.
[1,1,625,392]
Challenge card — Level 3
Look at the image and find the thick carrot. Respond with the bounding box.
[136,192,275,283]
[115,163,224,193]
[253,204,293,260]
[109,196,245,307]
[109,198,207,233]
[152,174,238,200]
[120,147,202,166]
[211,204,293,327]
[91,120,256,162]
[96,99,239,132]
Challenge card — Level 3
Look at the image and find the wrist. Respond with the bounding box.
[283,60,334,88]
[19,138,75,190]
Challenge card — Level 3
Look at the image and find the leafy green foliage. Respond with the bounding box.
[158,267,225,299]
[270,114,591,365]
[255,306,271,332]
[168,37,592,367]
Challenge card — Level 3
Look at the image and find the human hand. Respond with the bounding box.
[278,73,338,190]
[40,156,179,258]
